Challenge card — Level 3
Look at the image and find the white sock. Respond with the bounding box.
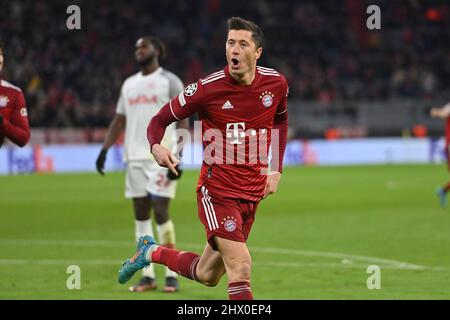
[157,220,178,278]
[135,219,156,279]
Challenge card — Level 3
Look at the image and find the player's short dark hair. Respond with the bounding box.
[227,17,264,49]
[142,36,166,60]
[0,39,4,50]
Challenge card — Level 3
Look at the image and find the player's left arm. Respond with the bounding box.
[0,91,30,147]
[168,74,190,179]
[264,76,289,198]
[170,75,190,149]
[148,79,206,176]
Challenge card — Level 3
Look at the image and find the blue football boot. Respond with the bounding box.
[118,235,157,284]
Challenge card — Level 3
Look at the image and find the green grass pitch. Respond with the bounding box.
[1,164,450,299]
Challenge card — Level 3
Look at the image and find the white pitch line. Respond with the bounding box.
[0,259,444,271]
[257,261,448,271]
[0,259,121,265]
[247,247,429,270]
[0,239,444,271]
[0,239,132,247]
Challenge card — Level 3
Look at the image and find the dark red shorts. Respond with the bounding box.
[197,185,260,251]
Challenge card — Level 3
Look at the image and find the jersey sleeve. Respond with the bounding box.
[271,75,289,173]
[147,80,206,147]
[115,85,125,115]
[168,80,206,121]
[275,75,289,115]
[1,91,31,147]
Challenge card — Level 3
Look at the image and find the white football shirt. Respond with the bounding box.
[116,67,183,162]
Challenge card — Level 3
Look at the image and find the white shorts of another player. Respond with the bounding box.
[125,160,177,199]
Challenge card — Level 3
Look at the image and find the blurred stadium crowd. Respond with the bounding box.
[0,0,448,129]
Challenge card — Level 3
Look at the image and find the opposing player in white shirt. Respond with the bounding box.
[96,36,188,292]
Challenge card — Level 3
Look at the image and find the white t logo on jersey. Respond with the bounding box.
[226,122,245,145]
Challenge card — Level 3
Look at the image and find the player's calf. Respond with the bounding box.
[151,246,201,281]
[215,237,254,300]
[225,259,252,283]
[225,260,253,300]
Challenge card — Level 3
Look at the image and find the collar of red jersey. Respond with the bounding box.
[224,65,260,87]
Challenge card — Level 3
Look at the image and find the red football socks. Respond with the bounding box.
[228,281,254,300]
[151,247,200,281]
[151,247,254,300]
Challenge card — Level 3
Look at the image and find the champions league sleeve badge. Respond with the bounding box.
[184,83,198,97]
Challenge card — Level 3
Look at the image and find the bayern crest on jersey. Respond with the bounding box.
[259,91,274,107]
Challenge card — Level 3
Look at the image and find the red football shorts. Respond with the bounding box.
[197,185,260,251]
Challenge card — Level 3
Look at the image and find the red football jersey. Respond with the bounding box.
[149,66,288,201]
[0,79,30,147]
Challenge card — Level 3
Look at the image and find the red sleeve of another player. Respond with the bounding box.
[271,76,289,173]
[147,80,206,147]
[1,91,30,147]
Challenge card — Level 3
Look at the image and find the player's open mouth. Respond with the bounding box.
[231,58,240,69]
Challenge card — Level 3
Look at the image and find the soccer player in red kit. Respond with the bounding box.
[0,40,30,149]
[431,102,450,207]
[118,17,289,300]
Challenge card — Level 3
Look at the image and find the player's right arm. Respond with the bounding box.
[147,81,205,175]
[96,93,126,175]
[430,102,450,119]
[101,114,126,150]
[0,90,30,147]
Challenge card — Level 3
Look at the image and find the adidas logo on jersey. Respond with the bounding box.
[222,100,234,109]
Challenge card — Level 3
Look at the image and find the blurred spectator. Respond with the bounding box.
[412,124,428,138]
[0,0,448,128]
[325,126,341,140]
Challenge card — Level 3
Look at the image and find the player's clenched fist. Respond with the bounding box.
[151,144,179,177]
[263,171,281,198]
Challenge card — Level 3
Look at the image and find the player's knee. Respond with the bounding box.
[236,261,252,280]
[154,212,169,225]
[133,197,151,220]
[134,208,150,221]
[152,201,169,224]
